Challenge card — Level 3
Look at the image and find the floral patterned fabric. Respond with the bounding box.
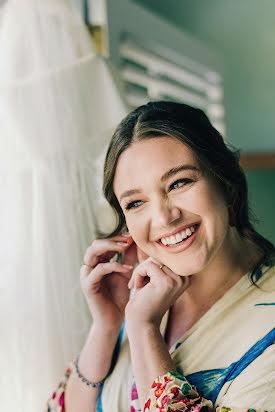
[45,365,267,412]
[215,409,269,412]
[45,359,75,412]
[144,371,213,411]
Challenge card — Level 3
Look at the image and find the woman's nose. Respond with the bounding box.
[152,198,181,226]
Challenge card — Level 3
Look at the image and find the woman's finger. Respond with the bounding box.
[82,236,133,270]
[128,260,190,292]
[81,261,134,286]
[130,260,166,290]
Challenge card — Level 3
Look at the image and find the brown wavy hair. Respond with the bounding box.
[102,101,275,282]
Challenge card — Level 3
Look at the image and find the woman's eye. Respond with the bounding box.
[169,178,193,191]
[125,200,142,210]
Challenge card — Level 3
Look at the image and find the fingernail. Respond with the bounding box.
[123,264,134,269]
[122,232,131,237]
[117,242,129,247]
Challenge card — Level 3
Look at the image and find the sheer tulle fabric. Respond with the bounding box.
[0,1,128,411]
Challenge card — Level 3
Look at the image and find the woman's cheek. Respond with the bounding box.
[125,216,141,243]
[126,214,150,248]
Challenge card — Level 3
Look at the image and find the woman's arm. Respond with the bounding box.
[47,235,136,411]
[126,260,213,411]
[46,323,121,412]
[127,321,212,411]
[64,323,121,412]
[127,321,176,406]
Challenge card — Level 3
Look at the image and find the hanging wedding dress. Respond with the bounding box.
[0,0,129,411]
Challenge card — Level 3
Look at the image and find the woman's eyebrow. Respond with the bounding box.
[160,165,200,182]
[120,188,143,202]
[119,165,199,202]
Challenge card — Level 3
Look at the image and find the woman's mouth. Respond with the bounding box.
[156,223,200,253]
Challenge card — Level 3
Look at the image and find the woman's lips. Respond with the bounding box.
[155,222,200,242]
[156,224,200,254]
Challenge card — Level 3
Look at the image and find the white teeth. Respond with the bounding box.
[181,230,187,239]
[176,233,182,243]
[170,235,177,245]
[160,224,197,246]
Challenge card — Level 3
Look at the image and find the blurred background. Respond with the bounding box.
[0,1,274,411]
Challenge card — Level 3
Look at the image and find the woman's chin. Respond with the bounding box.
[164,259,206,277]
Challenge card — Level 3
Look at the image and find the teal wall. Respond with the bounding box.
[136,0,275,152]
[245,171,275,244]
[136,0,275,244]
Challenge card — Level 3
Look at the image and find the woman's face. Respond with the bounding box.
[113,137,230,276]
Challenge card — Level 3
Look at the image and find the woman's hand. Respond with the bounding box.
[126,258,191,328]
[80,234,137,330]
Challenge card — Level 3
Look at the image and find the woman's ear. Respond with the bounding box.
[136,246,150,263]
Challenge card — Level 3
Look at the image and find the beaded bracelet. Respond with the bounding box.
[75,355,105,388]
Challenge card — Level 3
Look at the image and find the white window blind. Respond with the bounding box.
[119,38,225,136]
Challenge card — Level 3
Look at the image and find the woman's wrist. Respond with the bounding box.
[90,320,123,338]
[125,310,161,333]
[126,317,160,339]
[76,322,123,385]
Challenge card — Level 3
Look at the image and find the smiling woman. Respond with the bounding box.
[113,136,234,277]
[104,101,273,282]
[46,102,275,412]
